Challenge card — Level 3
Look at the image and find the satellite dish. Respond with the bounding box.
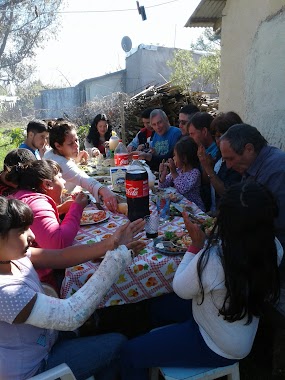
[121,36,132,53]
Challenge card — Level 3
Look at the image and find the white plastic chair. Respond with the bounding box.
[28,363,76,380]
[28,363,95,380]
[150,362,240,380]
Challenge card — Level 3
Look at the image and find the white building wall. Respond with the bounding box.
[219,0,285,147]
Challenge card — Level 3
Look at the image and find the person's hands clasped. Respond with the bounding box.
[197,145,214,172]
[182,211,205,250]
[112,218,145,249]
[99,187,118,212]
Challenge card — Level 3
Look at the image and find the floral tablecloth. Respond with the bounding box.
[60,198,205,308]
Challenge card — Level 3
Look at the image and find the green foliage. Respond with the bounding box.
[0,128,21,168]
[77,124,90,150]
[168,29,221,95]
[196,50,221,94]
[16,80,46,117]
[191,28,221,52]
[9,127,25,147]
[168,50,199,94]
[0,0,62,85]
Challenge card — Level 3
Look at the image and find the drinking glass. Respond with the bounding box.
[144,212,159,239]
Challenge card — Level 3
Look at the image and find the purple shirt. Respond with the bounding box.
[159,168,205,211]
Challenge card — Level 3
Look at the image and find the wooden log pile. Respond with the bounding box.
[123,82,219,144]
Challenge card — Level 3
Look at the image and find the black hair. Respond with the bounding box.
[86,113,112,147]
[6,159,61,193]
[0,197,33,239]
[174,136,199,168]
[210,111,243,135]
[26,119,49,134]
[3,148,36,172]
[189,112,214,131]
[197,181,280,324]
[180,104,200,119]
[220,123,267,155]
[141,108,155,119]
[48,120,77,149]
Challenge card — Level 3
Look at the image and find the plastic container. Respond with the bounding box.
[125,154,150,221]
[114,140,129,166]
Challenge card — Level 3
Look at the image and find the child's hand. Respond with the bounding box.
[167,158,176,173]
[182,211,205,250]
[74,192,89,208]
[159,160,168,182]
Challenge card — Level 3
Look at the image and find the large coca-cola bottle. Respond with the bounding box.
[125,154,150,221]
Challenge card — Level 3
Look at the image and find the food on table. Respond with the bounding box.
[80,210,107,224]
[117,202,128,215]
[158,231,192,252]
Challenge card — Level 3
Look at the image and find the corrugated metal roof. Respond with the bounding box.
[185,0,226,28]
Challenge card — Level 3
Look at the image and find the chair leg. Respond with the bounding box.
[228,363,240,380]
[150,367,160,380]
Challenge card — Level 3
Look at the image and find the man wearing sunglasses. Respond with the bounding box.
[178,104,199,136]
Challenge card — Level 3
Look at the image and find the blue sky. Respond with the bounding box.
[34,0,202,87]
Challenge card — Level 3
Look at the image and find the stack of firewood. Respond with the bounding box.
[123,82,219,143]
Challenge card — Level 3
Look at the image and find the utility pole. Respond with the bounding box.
[119,93,126,145]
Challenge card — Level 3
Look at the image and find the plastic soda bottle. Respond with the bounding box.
[125,154,150,221]
[114,140,129,166]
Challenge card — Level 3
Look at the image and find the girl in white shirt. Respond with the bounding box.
[120,181,282,379]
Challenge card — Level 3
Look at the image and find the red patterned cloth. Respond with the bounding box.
[61,199,206,308]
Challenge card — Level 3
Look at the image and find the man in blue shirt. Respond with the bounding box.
[134,109,181,171]
[19,119,49,159]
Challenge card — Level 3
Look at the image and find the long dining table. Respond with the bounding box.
[60,193,207,309]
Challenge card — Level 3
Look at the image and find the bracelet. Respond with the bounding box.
[207,173,215,179]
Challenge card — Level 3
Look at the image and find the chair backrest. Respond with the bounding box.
[28,363,76,380]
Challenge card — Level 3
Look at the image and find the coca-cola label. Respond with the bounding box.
[115,153,129,166]
[125,179,149,198]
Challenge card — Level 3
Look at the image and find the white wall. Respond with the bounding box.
[219,0,285,148]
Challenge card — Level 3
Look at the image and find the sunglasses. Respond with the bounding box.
[178,120,188,126]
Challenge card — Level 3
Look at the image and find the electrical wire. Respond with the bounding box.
[0,0,179,14]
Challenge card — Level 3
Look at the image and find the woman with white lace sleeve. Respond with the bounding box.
[0,197,145,380]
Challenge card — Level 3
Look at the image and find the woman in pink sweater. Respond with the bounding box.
[7,159,88,290]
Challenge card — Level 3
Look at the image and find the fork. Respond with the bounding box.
[159,241,187,250]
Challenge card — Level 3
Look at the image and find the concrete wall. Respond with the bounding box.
[80,70,126,102]
[35,87,79,119]
[125,45,177,95]
[35,45,211,120]
[219,0,285,148]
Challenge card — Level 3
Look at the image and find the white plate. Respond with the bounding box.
[80,210,109,225]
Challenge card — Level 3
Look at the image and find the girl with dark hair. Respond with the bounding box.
[158,136,205,211]
[85,113,112,155]
[120,182,282,379]
[0,197,145,380]
[45,120,118,212]
[7,159,89,291]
